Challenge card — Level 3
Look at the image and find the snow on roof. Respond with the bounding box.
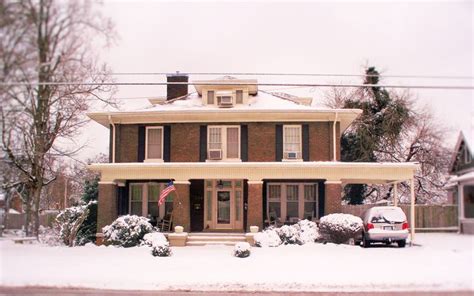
[133,91,329,113]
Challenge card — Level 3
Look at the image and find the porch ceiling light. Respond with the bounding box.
[217,179,224,189]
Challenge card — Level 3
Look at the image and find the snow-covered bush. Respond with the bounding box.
[277,224,302,245]
[254,227,282,247]
[56,201,96,247]
[319,213,363,244]
[102,215,153,247]
[38,226,63,246]
[142,232,172,257]
[296,219,320,244]
[233,242,251,258]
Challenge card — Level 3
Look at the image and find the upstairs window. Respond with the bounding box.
[145,127,163,161]
[283,125,302,160]
[207,125,240,160]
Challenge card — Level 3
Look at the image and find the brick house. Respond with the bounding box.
[88,74,418,235]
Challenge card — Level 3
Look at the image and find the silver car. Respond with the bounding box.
[361,206,409,248]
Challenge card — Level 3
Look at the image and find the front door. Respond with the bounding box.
[204,180,244,230]
[190,180,204,232]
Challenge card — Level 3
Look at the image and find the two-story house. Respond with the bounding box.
[447,131,474,234]
[88,74,418,235]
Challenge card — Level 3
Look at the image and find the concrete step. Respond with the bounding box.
[186,240,242,246]
[188,232,245,237]
[187,235,246,242]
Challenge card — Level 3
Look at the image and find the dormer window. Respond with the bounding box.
[216,91,233,107]
[236,90,243,104]
[207,91,215,104]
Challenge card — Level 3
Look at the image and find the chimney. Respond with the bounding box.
[167,71,188,100]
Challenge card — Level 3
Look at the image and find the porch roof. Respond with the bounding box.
[88,161,418,184]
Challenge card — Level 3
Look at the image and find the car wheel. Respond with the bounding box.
[362,236,371,248]
[397,240,406,248]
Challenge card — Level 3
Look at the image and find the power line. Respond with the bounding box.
[107,72,474,80]
[1,81,473,89]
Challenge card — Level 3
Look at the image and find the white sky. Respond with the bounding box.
[77,0,473,161]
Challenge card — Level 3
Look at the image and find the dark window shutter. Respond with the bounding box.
[240,125,248,162]
[163,125,171,162]
[275,124,283,161]
[302,124,309,161]
[199,125,207,162]
[138,126,146,162]
[318,181,325,218]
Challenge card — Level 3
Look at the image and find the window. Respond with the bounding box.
[268,185,281,221]
[283,125,302,159]
[207,91,215,104]
[145,127,163,161]
[207,126,240,160]
[304,184,317,220]
[236,90,243,104]
[129,183,173,220]
[266,183,318,223]
[130,184,143,216]
[286,185,299,219]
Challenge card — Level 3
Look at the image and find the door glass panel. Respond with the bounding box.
[235,191,241,221]
[286,185,299,220]
[217,191,231,224]
[206,191,212,221]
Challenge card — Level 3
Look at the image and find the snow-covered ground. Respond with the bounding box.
[0,233,472,292]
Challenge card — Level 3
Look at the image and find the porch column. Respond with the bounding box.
[393,182,398,207]
[325,180,342,214]
[247,180,263,231]
[173,181,191,232]
[97,182,118,233]
[410,178,415,245]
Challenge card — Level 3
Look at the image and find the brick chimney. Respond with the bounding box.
[167,71,188,100]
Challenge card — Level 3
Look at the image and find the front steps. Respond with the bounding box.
[186,232,246,246]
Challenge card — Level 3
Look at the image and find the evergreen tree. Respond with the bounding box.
[341,67,411,204]
[75,177,99,245]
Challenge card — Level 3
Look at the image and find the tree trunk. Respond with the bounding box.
[32,184,42,238]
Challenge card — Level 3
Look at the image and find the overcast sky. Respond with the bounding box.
[77,0,473,161]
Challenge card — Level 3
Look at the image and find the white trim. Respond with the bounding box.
[145,126,164,162]
[207,125,241,161]
[325,180,342,184]
[98,181,116,185]
[247,180,264,185]
[173,180,190,185]
[283,125,302,160]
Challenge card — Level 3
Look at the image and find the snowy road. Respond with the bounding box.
[0,233,472,292]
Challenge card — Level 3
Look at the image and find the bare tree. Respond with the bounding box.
[0,0,116,236]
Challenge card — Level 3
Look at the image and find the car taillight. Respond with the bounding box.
[366,223,374,230]
[402,222,409,230]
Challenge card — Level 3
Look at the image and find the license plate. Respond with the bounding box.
[383,226,394,230]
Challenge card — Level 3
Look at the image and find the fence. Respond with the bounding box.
[341,204,458,229]
[0,212,58,230]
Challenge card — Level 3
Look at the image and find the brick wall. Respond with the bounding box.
[113,122,340,163]
[324,182,342,214]
[247,182,263,231]
[173,183,191,232]
[97,183,118,233]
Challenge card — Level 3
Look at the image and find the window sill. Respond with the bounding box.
[282,158,304,162]
[144,159,164,163]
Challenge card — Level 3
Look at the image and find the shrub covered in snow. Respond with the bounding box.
[142,232,172,257]
[296,219,320,244]
[102,215,153,247]
[277,224,302,245]
[254,227,282,247]
[233,242,251,258]
[319,213,363,244]
[56,201,96,247]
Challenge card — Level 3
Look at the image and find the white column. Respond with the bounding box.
[393,182,398,207]
[410,178,415,245]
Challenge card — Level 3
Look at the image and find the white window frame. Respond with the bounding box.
[283,125,302,161]
[145,126,164,162]
[266,182,318,222]
[207,125,241,161]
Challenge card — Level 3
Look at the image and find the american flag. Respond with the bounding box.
[159,181,176,206]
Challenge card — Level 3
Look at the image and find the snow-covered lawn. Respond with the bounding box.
[0,233,472,292]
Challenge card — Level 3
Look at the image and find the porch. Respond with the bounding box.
[89,161,419,240]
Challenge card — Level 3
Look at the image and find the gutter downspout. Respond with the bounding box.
[333,112,338,161]
[108,115,116,163]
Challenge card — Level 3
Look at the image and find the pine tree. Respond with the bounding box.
[75,177,99,245]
